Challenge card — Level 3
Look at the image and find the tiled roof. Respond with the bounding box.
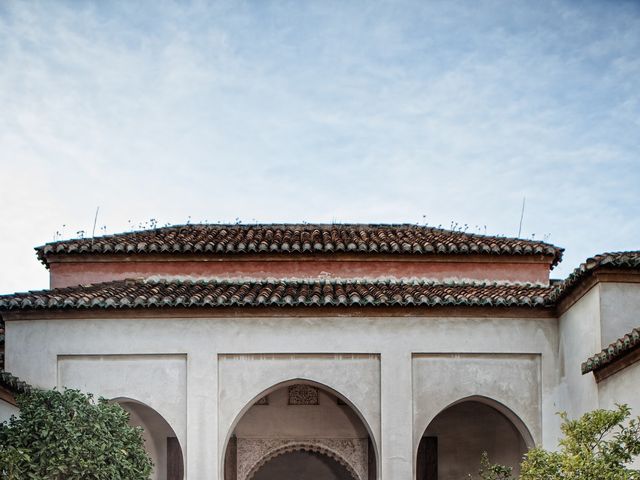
[36,224,563,267]
[555,251,640,302]
[582,327,640,374]
[0,278,555,310]
[0,370,33,396]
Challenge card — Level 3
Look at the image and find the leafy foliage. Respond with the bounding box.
[477,405,640,480]
[0,388,152,480]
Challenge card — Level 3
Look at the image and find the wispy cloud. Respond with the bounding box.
[1,0,639,291]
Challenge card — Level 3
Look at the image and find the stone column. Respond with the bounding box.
[380,351,413,480]
[186,352,218,479]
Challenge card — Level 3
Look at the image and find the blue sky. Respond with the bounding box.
[1,0,639,292]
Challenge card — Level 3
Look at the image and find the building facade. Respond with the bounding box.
[1,224,639,480]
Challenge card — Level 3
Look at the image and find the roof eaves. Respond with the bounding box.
[582,327,640,375]
[552,251,640,304]
[0,370,33,396]
[0,278,556,311]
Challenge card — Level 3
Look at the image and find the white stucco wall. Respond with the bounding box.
[0,397,19,423]
[597,361,640,469]
[558,286,600,419]
[234,384,368,439]
[599,283,640,348]
[57,354,187,452]
[413,353,541,448]
[5,311,562,480]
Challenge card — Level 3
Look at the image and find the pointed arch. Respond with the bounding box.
[221,378,378,480]
[416,395,533,480]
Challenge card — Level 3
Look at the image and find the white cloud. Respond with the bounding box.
[0,0,639,292]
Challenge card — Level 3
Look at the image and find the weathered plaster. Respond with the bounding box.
[597,361,640,469]
[0,398,19,423]
[412,353,541,449]
[5,311,561,480]
[599,282,640,348]
[48,257,552,289]
[558,286,600,419]
[57,354,187,458]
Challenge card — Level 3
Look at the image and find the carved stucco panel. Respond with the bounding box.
[237,437,368,480]
[287,384,319,405]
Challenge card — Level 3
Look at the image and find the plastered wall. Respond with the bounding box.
[558,287,600,419]
[5,311,561,480]
[597,362,640,469]
[0,398,18,423]
[234,384,369,439]
[599,282,640,348]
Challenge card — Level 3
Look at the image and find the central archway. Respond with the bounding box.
[223,380,377,480]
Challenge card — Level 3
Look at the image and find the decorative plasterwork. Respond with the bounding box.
[287,384,319,405]
[237,438,367,480]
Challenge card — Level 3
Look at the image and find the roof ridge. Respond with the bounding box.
[36,222,561,246]
[34,223,564,269]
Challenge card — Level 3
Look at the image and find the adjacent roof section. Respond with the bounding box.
[0,278,554,310]
[582,327,640,375]
[554,251,640,302]
[36,224,563,267]
[0,370,33,396]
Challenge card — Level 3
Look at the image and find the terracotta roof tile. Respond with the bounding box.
[553,251,640,302]
[582,327,640,374]
[0,370,33,396]
[36,224,563,267]
[0,278,555,310]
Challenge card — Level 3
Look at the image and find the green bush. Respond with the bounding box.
[477,404,640,480]
[0,388,152,480]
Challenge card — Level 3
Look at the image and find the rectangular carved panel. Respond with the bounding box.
[288,384,319,405]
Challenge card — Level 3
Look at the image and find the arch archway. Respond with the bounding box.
[114,398,184,480]
[223,379,377,480]
[416,396,533,480]
[248,443,358,480]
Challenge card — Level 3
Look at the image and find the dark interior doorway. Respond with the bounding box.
[252,450,356,480]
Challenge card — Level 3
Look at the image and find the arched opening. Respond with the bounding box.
[416,397,531,480]
[223,380,377,480]
[115,398,184,480]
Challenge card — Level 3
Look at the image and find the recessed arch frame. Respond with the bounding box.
[220,377,379,480]
[414,394,536,465]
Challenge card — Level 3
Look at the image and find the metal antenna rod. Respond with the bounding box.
[518,196,526,238]
[91,206,100,244]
